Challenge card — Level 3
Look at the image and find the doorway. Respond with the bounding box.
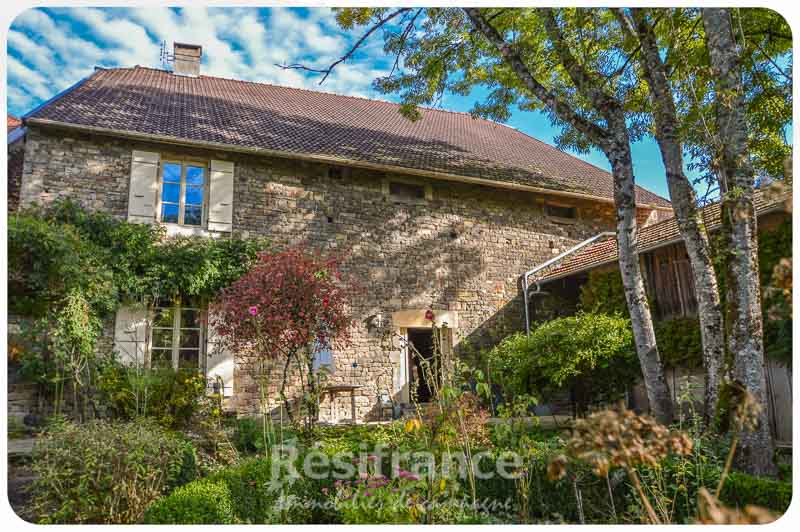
[407,328,439,403]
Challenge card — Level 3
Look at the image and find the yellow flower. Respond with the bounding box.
[404,418,422,433]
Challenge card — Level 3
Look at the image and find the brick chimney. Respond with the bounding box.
[173,42,202,77]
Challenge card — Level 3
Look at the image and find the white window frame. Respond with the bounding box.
[157,158,209,228]
[149,302,205,371]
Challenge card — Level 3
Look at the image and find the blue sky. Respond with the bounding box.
[7,6,673,198]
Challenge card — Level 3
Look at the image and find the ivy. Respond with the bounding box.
[9,199,270,314]
[654,317,704,369]
[577,269,629,315]
[576,219,792,366]
[8,200,270,416]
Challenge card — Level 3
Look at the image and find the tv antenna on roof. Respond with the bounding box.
[159,40,174,69]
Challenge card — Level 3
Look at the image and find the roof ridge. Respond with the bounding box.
[124,65,484,119]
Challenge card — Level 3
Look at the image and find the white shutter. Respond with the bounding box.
[208,159,234,232]
[128,150,160,223]
[206,321,234,397]
[113,304,149,366]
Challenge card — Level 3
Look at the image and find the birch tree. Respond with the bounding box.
[702,7,777,477]
[614,8,725,422]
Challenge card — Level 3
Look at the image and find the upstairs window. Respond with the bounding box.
[545,203,577,220]
[151,298,203,371]
[389,181,426,200]
[160,161,206,226]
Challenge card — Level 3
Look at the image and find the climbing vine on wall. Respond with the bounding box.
[8,199,271,415]
[575,218,791,366]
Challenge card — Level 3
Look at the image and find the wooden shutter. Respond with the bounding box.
[128,150,160,223]
[208,159,234,232]
[206,321,234,397]
[114,304,149,366]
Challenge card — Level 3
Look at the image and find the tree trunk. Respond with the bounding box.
[627,8,726,423]
[604,124,674,425]
[703,7,776,476]
[465,7,673,423]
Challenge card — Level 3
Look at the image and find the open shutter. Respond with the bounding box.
[128,150,160,223]
[206,321,234,397]
[208,159,234,232]
[114,304,149,366]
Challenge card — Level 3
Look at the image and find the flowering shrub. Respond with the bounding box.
[210,248,354,428]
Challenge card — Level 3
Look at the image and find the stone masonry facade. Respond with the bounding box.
[19,125,629,421]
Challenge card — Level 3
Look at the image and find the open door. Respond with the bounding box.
[407,328,440,403]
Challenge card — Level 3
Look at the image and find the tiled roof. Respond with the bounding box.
[25,66,671,208]
[533,190,792,283]
[7,114,21,133]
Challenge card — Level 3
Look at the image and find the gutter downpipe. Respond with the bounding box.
[521,231,615,335]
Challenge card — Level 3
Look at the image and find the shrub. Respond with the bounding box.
[487,313,639,412]
[30,420,197,524]
[148,454,326,524]
[233,416,266,454]
[720,472,792,515]
[143,479,234,524]
[214,457,278,523]
[95,357,207,429]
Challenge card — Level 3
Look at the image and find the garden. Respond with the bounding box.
[7,201,793,524]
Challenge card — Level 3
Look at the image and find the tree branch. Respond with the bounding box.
[388,8,424,78]
[277,8,411,84]
[462,8,608,145]
[539,8,620,119]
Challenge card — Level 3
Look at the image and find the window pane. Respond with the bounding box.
[178,349,199,370]
[184,205,202,226]
[161,203,179,224]
[179,329,201,349]
[181,308,200,329]
[162,182,180,203]
[185,185,203,205]
[152,328,175,349]
[153,307,175,328]
[186,166,205,186]
[151,349,173,369]
[163,163,182,183]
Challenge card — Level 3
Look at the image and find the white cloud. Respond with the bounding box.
[7,6,391,116]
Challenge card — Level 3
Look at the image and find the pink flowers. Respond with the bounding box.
[248,305,258,316]
[397,469,420,481]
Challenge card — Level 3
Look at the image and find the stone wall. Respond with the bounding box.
[20,126,624,420]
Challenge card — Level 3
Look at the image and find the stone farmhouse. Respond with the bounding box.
[10,43,679,422]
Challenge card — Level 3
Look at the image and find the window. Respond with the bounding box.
[545,203,577,220]
[151,298,203,370]
[160,161,206,226]
[389,181,426,200]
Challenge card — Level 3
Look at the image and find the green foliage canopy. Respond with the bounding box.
[487,312,639,409]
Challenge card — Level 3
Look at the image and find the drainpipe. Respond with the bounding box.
[521,232,615,335]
